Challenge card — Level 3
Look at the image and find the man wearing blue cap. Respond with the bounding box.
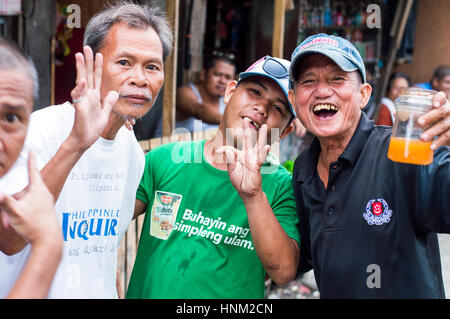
[288,33,450,298]
[126,56,300,299]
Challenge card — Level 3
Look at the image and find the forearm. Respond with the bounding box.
[242,191,299,285]
[194,104,222,124]
[40,137,85,201]
[7,239,62,298]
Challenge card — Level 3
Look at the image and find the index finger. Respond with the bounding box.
[432,91,447,108]
[75,52,86,86]
[26,151,43,187]
[418,96,450,129]
[257,124,269,164]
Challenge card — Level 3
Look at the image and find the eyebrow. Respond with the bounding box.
[300,66,346,78]
[277,98,290,113]
[1,103,28,112]
[251,81,289,112]
[115,50,163,64]
[253,81,268,91]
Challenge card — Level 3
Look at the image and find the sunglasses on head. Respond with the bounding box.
[262,56,289,79]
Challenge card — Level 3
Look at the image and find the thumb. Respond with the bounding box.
[102,91,119,114]
[0,193,21,222]
[1,210,10,229]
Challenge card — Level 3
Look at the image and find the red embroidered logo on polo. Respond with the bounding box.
[363,198,393,225]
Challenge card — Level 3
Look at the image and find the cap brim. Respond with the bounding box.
[238,72,296,117]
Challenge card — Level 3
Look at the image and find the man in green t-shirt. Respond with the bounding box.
[126,56,300,299]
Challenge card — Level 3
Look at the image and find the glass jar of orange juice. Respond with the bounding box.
[387,87,436,165]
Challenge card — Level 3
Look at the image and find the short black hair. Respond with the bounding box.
[431,65,450,82]
[387,72,410,92]
[203,53,236,72]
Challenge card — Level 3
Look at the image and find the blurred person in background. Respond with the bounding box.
[375,72,410,126]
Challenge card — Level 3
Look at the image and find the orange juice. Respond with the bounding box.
[387,137,433,165]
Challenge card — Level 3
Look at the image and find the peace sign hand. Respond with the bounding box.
[217,118,271,198]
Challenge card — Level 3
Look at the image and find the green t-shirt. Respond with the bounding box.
[126,140,300,299]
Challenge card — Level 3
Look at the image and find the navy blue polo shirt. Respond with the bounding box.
[293,112,450,298]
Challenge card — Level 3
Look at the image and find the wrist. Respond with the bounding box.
[240,190,266,206]
[62,135,88,157]
[32,233,63,257]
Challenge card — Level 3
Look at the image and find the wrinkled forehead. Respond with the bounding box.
[0,69,34,108]
[296,54,342,77]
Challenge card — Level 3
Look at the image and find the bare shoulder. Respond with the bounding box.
[177,85,197,101]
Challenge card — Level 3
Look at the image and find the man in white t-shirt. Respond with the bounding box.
[0,2,173,298]
[0,36,63,299]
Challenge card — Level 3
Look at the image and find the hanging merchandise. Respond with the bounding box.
[323,0,332,26]
[296,0,382,118]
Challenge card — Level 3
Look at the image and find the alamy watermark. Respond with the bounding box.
[66,4,81,29]
[366,264,381,289]
[64,3,381,29]
[169,120,282,175]
[366,4,381,29]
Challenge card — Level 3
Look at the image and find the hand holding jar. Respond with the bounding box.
[418,91,450,150]
[387,88,450,165]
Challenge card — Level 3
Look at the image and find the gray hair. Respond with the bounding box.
[84,1,173,61]
[0,37,39,100]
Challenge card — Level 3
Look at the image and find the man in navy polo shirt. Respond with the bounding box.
[288,33,450,298]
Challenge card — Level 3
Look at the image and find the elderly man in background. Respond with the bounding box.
[0,1,172,298]
[0,37,62,298]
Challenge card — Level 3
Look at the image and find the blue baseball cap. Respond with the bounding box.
[239,56,296,117]
[289,33,366,88]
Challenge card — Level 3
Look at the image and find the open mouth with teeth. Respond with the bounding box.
[313,104,338,118]
[243,116,261,130]
[249,119,260,129]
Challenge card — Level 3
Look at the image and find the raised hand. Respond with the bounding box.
[67,46,119,151]
[217,118,271,198]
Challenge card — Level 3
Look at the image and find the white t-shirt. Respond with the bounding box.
[0,102,144,298]
[0,153,33,298]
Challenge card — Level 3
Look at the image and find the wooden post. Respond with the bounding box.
[372,0,414,121]
[162,0,179,136]
[272,0,286,58]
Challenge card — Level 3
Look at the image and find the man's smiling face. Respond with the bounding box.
[220,76,293,147]
[289,54,371,143]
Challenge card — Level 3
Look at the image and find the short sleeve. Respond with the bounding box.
[136,150,155,205]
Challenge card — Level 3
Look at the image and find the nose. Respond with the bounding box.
[313,80,333,99]
[252,103,268,119]
[129,66,148,87]
[218,75,228,84]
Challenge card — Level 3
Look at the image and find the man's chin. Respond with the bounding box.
[112,105,149,121]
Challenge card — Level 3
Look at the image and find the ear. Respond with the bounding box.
[432,78,438,90]
[279,122,294,140]
[223,80,238,104]
[200,69,206,82]
[359,83,373,109]
[288,89,296,112]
